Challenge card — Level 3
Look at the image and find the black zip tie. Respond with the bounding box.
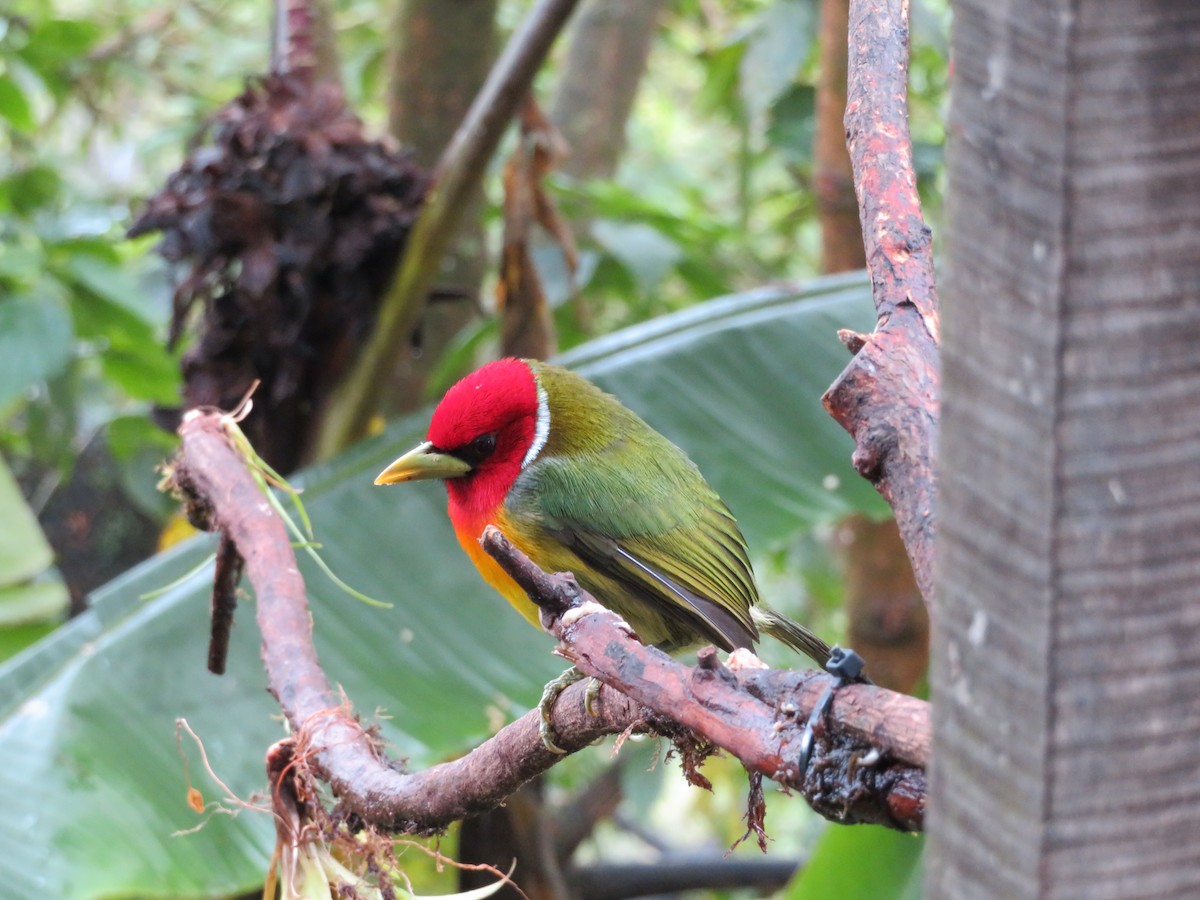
[826,646,869,683]
[797,647,870,774]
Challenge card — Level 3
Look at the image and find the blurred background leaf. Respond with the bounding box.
[0,455,68,662]
[0,0,948,894]
[785,825,923,900]
[0,275,880,898]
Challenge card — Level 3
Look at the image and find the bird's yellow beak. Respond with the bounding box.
[374,441,472,485]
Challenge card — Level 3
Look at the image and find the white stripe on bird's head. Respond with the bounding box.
[522,381,551,469]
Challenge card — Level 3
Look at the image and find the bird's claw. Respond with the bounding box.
[538,716,569,755]
[583,676,603,717]
[538,666,586,754]
[537,667,605,753]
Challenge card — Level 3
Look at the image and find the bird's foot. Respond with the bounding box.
[539,666,586,754]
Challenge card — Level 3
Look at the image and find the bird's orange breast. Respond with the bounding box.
[450,506,545,629]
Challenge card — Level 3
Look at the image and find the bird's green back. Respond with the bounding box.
[504,362,761,652]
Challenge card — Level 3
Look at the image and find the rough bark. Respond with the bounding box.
[822,0,940,606]
[481,528,928,832]
[169,412,928,834]
[549,0,669,181]
[815,0,926,693]
[930,2,1200,897]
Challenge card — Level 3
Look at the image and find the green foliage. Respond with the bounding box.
[0,7,187,499]
[0,3,266,629]
[0,288,73,412]
[738,0,818,127]
[0,276,881,898]
[786,825,923,899]
[0,72,35,133]
[0,456,68,660]
[540,0,948,350]
[0,3,945,894]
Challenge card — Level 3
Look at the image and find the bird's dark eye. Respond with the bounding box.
[454,432,497,467]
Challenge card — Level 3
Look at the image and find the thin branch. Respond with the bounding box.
[571,856,800,900]
[270,0,341,84]
[313,0,583,459]
[822,0,940,602]
[174,411,644,832]
[480,527,927,830]
[172,411,925,833]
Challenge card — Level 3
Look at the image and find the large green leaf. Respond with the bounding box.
[0,272,881,898]
[0,455,68,657]
[0,73,36,135]
[0,455,55,585]
[786,825,923,899]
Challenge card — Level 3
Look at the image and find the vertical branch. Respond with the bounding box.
[271,0,340,83]
[821,0,940,604]
[384,0,497,414]
[814,0,927,689]
[550,0,669,181]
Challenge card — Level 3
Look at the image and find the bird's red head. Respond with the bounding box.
[428,358,547,525]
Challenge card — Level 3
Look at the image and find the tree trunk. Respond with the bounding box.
[549,0,668,180]
[836,515,928,693]
[814,0,865,272]
[385,0,497,411]
[388,1,498,164]
[930,3,1200,896]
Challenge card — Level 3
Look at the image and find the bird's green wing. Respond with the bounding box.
[568,523,759,652]
[509,441,761,652]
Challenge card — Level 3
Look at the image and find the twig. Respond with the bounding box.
[571,856,800,900]
[314,0,583,458]
[822,0,941,603]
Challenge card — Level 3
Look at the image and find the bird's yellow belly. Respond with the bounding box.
[453,513,679,647]
[453,518,545,629]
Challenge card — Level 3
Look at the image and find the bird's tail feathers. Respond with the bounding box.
[751,606,833,669]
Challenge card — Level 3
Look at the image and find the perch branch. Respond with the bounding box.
[481,527,928,831]
[173,411,926,833]
[823,0,941,602]
[314,0,582,458]
[175,411,645,831]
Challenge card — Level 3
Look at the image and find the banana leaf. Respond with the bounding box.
[0,272,883,898]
